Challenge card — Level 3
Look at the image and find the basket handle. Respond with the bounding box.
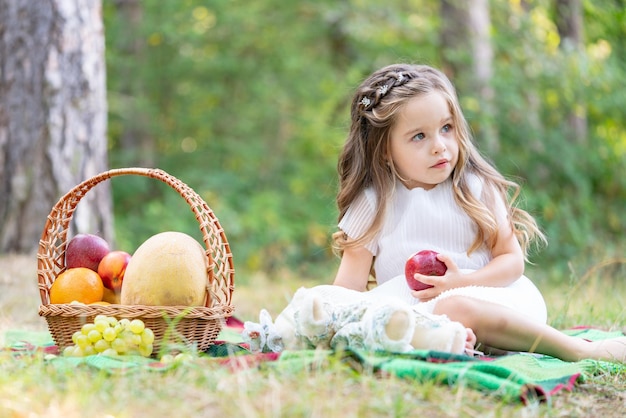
[37,167,234,308]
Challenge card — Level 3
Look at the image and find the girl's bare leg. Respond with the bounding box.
[433,296,626,363]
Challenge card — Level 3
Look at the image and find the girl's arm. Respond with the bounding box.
[333,245,373,292]
[414,219,525,299]
[461,218,525,286]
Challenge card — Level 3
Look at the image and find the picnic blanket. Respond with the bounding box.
[271,327,625,404]
[3,322,624,404]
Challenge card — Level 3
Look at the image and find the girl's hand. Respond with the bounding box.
[410,253,466,301]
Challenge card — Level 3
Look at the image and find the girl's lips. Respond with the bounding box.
[431,159,449,168]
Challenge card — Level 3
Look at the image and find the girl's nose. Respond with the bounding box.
[432,135,447,154]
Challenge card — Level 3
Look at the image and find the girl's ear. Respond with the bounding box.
[381,149,388,165]
[383,150,391,166]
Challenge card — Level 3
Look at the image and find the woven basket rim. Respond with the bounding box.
[38,302,235,320]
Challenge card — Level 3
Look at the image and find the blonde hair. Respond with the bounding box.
[333,63,545,259]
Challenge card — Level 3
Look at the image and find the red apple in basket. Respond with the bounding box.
[98,250,132,292]
[65,233,110,272]
[405,250,447,291]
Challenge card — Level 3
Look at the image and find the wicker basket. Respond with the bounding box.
[37,167,235,354]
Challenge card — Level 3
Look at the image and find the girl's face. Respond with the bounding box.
[388,91,459,190]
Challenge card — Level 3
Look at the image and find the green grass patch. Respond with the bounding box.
[1,254,625,416]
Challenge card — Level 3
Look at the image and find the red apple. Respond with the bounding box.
[405,250,447,291]
[65,233,110,272]
[97,250,131,292]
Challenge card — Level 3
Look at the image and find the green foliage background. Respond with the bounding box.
[103,0,626,283]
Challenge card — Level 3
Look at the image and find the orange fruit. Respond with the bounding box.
[50,267,104,304]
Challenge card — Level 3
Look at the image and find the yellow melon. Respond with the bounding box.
[121,231,208,306]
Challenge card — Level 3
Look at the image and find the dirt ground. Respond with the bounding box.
[0,253,47,333]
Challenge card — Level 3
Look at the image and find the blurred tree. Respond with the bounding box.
[555,0,587,143]
[440,0,497,152]
[0,0,112,253]
[556,0,584,50]
[109,0,155,168]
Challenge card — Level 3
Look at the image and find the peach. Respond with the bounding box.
[97,250,131,292]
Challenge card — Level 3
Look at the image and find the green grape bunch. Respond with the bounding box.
[63,315,155,358]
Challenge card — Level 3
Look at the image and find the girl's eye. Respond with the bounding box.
[412,133,425,141]
[441,124,452,133]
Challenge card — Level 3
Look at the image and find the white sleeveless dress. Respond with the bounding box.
[338,176,547,324]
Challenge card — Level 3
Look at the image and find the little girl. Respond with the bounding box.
[333,63,626,362]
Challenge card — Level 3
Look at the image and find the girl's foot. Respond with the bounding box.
[588,337,626,363]
[464,328,477,353]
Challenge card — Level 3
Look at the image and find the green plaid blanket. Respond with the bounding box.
[3,326,623,404]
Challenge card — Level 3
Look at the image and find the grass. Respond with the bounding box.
[1,254,625,417]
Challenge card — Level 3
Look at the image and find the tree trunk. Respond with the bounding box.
[440,0,498,152]
[555,0,587,144]
[0,0,112,254]
[439,0,467,81]
[111,0,155,168]
[556,0,583,50]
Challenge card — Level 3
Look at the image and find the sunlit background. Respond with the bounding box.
[103,0,626,285]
